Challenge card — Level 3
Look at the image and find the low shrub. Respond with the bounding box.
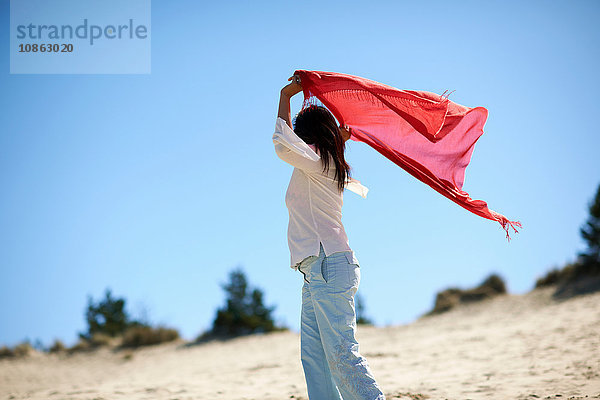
[68,338,92,353]
[426,273,507,315]
[88,333,114,348]
[535,260,600,298]
[13,342,34,357]
[0,346,14,359]
[535,262,581,289]
[121,325,179,348]
[0,342,34,359]
[66,332,118,354]
[48,340,66,353]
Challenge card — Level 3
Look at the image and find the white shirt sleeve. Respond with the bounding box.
[272,117,323,173]
[345,177,369,198]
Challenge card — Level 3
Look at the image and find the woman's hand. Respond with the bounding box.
[339,125,351,142]
[281,74,302,98]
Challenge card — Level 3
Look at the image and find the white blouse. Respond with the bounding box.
[272,117,368,269]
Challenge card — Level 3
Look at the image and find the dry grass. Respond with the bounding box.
[68,338,93,354]
[48,339,66,353]
[88,333,115,347]
[0,346,14,358]
[0,342,34,359]
[121,326,179,348]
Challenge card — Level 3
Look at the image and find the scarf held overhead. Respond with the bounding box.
[294,69,521,239]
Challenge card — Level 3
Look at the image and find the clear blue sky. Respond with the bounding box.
[1,0,599,347]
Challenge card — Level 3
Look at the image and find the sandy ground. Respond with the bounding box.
[1,287,599,400]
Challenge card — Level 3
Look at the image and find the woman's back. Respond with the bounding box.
[273,117,352,269]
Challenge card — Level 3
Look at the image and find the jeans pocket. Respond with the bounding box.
[297,254,317,271]
[344,251,360,267]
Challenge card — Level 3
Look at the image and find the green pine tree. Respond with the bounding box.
[580,183,600,268]
[211,268,282,337]
[356,293,373,325]
[82,288,133,339]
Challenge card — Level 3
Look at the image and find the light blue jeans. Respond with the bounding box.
[298,243,385,400]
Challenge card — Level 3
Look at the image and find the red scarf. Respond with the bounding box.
[294,69,521,239]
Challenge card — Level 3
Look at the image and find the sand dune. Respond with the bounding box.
[1,287,599,400]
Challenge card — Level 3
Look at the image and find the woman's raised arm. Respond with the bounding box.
[277,74,302,129]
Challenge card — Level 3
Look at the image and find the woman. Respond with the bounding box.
[273,74,386,400]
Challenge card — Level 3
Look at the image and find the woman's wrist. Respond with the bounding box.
[278,91,292,127]
[280,89,294,99]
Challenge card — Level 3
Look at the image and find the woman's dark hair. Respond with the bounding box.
[293,105,350,192]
